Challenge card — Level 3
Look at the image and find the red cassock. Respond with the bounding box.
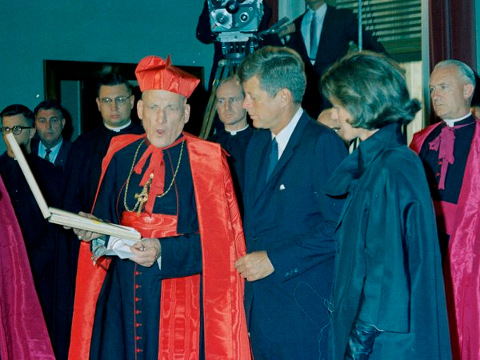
[68,133,251,360]
[411,120,480,360]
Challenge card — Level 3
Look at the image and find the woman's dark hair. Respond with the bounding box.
[322,51,421,130]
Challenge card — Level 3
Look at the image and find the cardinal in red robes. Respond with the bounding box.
[68,55,251,360]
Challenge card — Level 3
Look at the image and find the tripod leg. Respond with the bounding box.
[199,59,231,139]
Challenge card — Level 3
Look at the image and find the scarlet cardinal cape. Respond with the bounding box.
[411,119,480,359]
[69,133,251,360]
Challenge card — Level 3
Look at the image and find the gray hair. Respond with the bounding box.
[434,59,476,87]
[322,51,421,130]
[237,46,306,103]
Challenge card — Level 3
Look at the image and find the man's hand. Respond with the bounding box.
[67,212,104,242]
[235,251,274,281]
[130,238,161,267]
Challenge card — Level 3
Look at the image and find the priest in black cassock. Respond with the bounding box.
[0,104,71,360]
[69,55,251,360]
[61,75,144,351]
[63,74,144,214]
[209,75,253,214]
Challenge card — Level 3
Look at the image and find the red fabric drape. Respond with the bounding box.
[429,0,477,74]
[0,176,55,360]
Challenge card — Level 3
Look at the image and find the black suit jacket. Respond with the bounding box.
[243,112,348,359]
[32,137,72,168]
[287,5,386,118]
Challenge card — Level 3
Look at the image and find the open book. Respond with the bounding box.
[5,132,141,241]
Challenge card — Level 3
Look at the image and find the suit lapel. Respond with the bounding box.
[289,14,309,60]
[55,142,66,167]
[252,132,272,202]
[316,5,333,63]
[253,113,310,202]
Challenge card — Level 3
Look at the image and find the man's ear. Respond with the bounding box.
[184,104,191,124]
[464,83,475,99]
[29,127,36,140]
[277,88,292,106]
[137,100,144,120]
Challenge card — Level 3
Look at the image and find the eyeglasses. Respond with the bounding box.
[98,95,132,106]
[0,125,34,135]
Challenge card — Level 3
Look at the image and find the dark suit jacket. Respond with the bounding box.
[287,5,386,118]
[32,137,72,168]
[243,111,347,359]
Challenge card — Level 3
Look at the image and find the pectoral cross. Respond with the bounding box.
[134,173,154,216]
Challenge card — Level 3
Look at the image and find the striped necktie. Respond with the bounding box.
[266,138,278,180]
[309,12,318,61]
[45,148,52,162]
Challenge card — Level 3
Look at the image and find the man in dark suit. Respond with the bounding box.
[286,0,386,118]
[32,99,72,168]
[235,46,347,360]
[0,104,72,360]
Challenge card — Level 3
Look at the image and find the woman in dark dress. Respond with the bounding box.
[321,52,452,360]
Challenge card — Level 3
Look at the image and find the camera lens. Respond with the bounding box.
[240,12,249,22]
[226,0,240,14]
[216,12,230,24]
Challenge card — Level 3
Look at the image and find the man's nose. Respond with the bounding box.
[430,87,440,100]
[156,110,167,124]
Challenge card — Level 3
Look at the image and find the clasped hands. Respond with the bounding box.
[69,212,161,268]
[235,250,274,281]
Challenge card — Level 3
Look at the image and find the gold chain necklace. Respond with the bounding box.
[123,140,185,214]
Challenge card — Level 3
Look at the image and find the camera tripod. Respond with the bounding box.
[199,57,243,138]
[200,58,240,139]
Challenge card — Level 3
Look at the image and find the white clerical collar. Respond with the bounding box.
[226,124,249,136]
[443,113,471,127]
[271,107,303,159]
[104,120,132,132]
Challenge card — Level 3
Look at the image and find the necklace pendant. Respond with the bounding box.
[134,173,154,216]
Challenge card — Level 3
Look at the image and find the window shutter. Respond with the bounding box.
[333,0,422,61]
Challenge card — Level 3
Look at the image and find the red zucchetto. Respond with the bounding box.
[135,55,200,98]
